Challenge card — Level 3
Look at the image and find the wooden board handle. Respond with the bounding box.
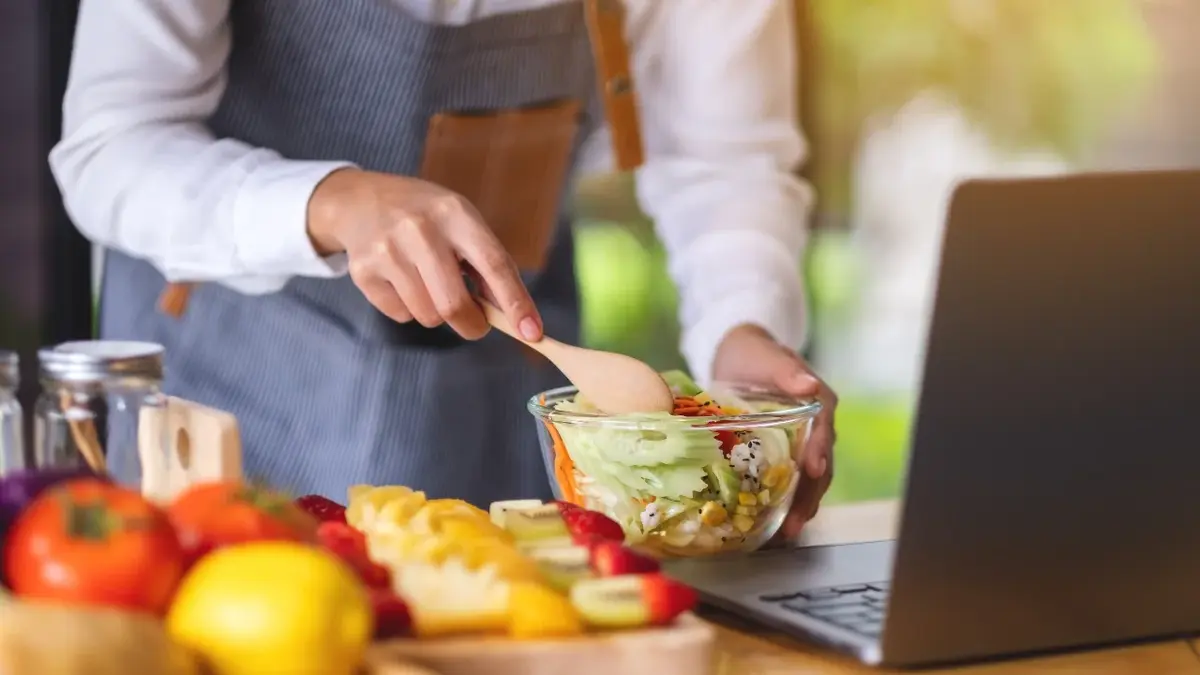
[139,396,243,503]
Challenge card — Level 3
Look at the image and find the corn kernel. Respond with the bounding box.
[732,515,755,533]
[700,501,728,526]
[762,464,791,489]
[737,492,758,507]
[757,489,770,505]
[735,505,756,517]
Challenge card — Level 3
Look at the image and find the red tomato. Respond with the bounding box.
[167,481,318,562]
[2,478,186,615]
[713,430,740,455]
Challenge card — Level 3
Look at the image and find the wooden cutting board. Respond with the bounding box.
[365,613,716,675]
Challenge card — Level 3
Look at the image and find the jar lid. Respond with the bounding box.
[0,350,17,390]
[38,341,164,384]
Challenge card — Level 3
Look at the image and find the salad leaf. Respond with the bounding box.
[660,370,703,397]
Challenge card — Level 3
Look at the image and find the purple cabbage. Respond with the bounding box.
[1,466,105,547]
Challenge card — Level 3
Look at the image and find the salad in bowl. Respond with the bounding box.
[528,371,821,556]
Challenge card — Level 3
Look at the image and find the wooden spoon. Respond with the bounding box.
[479,301,674,415]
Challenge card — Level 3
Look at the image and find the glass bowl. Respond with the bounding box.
[528,379,821,557]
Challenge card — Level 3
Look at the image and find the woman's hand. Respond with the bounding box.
[712,324,837,539]
[307,168,542,341]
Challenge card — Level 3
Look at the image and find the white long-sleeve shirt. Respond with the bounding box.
[50,0,813,382]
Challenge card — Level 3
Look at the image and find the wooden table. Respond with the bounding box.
[703,500,1200,674]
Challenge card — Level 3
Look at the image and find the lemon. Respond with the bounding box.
[166,543,373,675]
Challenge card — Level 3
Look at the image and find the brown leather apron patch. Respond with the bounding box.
[157,0,644,319]
[418,99,582,272]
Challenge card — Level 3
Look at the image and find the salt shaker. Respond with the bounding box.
[34,341,168,489]
[0,350,24,476]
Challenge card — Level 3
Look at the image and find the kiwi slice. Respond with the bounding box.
[503,504,569,542]
[569,576,650,628]
[489,499,543,529]
[528,545,594,592]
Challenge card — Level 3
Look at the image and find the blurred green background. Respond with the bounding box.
[572,0,1162,505]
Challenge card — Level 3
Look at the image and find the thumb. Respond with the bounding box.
[770,352,821,398]
[716,326,820,396]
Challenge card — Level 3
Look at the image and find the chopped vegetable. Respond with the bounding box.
[4,478,186,615]
[167,481,319,563]
[546,371,801,555]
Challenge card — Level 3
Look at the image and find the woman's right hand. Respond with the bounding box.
[306,168,542,342]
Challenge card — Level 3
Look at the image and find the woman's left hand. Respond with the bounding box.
[711,324,837,539]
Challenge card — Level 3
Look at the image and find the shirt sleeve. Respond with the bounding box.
[628,0,814,384]
[48,0,354,289]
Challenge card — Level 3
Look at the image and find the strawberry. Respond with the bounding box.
[642,574,698,625]
[562,509,624,545]
[316,521,391,588]
[295,494,348,523]
[589,540,661,576]
[370,587,413,639]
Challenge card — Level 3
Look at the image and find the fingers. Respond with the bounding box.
[355,275,413,324]
[781,464,832,538]
[379,248,441,329]
[781,402,835,539]
[772,359,821,398]
[804,413,833,479]
[349,240,439,326]
[404,218,489,340]
[344,181,542,341]
[440,199,542,341]
[461,242,541,341]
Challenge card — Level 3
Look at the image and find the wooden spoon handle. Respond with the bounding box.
[477,300,554,346]
[477,299,518,339]
[58,390,107,474]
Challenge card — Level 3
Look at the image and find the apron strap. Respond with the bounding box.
[584,0,645,172]
[159,282,192,317]
[158,0,645,319]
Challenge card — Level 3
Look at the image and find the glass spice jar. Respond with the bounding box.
[34,341,169,489]
[0,350,24,476]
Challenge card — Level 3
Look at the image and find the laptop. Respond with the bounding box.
[663,170,1200,668]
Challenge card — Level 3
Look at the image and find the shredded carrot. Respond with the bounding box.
[541,394,580,505]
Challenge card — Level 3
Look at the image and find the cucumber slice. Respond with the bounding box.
[705,462,741,510]
[660,370,703,397]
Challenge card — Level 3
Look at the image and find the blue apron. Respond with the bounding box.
[99,0,600,506]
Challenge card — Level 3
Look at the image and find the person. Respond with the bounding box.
[50,0,836,536]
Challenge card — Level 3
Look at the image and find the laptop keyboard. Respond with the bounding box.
[759,581,889,638]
